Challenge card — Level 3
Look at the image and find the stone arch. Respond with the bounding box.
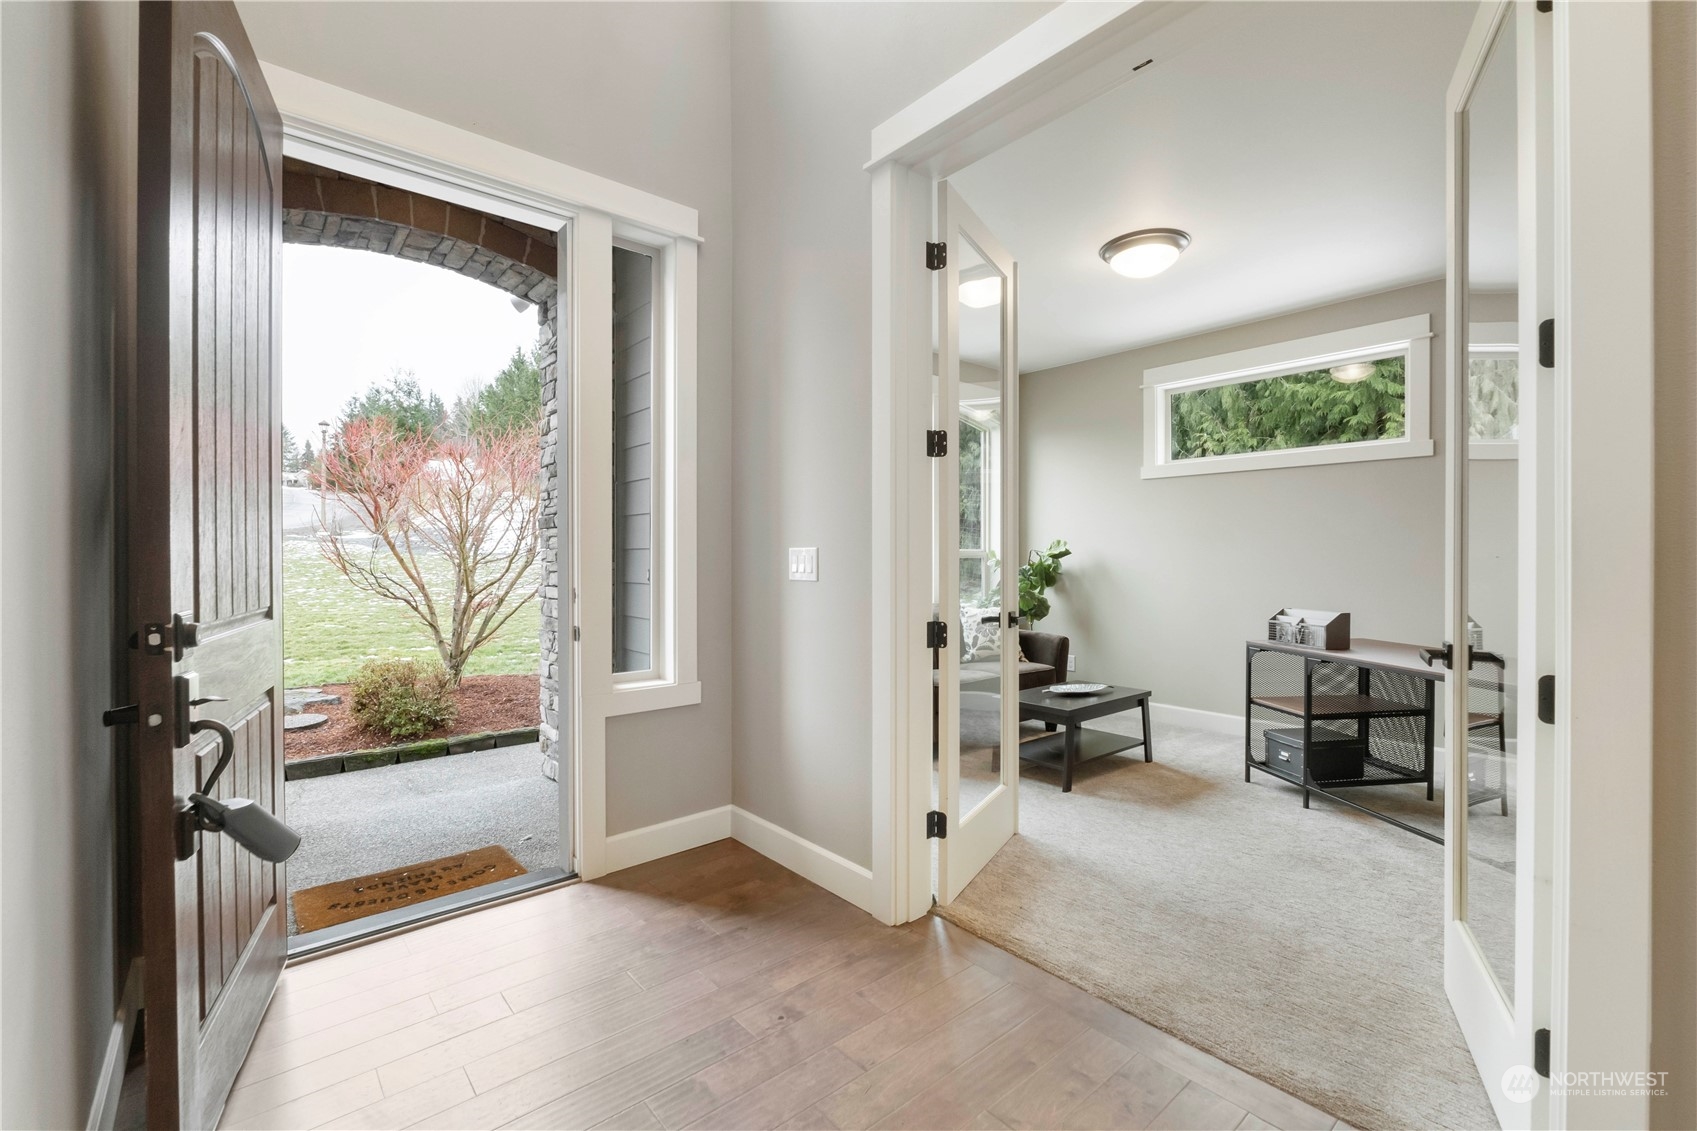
[280,158,564,779]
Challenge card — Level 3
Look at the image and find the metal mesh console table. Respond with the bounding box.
[1245,638,1464,843]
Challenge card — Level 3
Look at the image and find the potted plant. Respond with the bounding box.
[1016,539,1071,626]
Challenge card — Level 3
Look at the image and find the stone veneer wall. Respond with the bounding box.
[281,160,565,780]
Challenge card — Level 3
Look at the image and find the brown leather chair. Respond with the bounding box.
[1015,630,1069,690]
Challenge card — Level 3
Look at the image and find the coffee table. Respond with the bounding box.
[1016,684,1153,792]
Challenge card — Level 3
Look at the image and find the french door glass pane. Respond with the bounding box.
[955,236,1004,817]
[1462,22,1518,1001]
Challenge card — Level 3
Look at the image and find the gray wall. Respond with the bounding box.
[728,2,1054,868]
[1018,282,1462,717]
[1651,2,1697,1125]
[236,1,737,836]
[0,2,137,1126]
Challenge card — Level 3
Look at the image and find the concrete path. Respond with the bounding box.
[283,742,561,934]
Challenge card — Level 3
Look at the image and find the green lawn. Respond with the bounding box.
[283,540,541,688]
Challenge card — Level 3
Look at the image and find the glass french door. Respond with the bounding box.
[1443,3,1553,1125]
[934,181,1019,905]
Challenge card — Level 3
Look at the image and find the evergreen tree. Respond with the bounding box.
[340,369,447,438]
[450,347,543,438]
[1170,357,1407,460]
[282,426,302,472]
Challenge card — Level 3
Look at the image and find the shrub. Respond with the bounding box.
[348,659,458,741]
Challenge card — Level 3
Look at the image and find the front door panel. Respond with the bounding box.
[135,4,286,1125]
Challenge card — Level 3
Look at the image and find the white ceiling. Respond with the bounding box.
[948,1,1493,373]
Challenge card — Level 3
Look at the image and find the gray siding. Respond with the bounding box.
[613,246,654,674]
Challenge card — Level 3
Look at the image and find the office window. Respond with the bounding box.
[958,411,996,607]
[1142,315,1434,478]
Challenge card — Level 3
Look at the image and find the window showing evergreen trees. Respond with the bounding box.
[1169,355,1407,460]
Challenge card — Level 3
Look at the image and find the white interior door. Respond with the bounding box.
[1443,3,1554,1125]
[934,181,1019,905]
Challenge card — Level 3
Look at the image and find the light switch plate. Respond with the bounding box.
[789,547,818,581]
[1067,655,1077,672]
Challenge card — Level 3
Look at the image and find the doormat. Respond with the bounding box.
[291,845,527,933]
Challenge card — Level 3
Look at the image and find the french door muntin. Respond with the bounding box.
[934,182,1019,905]
[1443,2,1553,1125]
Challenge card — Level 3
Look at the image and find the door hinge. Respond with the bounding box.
[1539,318,1555,368]
[1538,674,1556,725]
[572,625,581,642]
[926,241,947,271]
[926,619,948,650]
[1534,1027,1551,1077]
[927,810,947,838]
[926,429,948,457]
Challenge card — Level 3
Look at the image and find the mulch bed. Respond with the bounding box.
[284,673,541,762]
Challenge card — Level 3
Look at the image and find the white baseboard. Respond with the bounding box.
[602,805,733,873]
[1147,700,1243,738]
[87,959,143,1131]
[731,807,875,915]
[600,804,876,916]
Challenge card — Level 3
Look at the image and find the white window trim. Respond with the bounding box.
[1468,321,1519,461]
[1140,313,1434,479]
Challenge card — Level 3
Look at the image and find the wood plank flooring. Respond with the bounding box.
[220,842,1347,1130]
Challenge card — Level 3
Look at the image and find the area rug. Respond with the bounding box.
[291,844,526,932]
[937,718,1501,1131]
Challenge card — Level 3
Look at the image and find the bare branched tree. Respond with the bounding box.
[317,416,542,687]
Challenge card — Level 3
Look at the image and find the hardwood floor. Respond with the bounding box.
[220,842,1347,1130]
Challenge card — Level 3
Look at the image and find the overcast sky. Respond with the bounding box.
[281,244,541,444]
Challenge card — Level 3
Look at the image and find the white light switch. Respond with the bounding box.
[789,547,818,582]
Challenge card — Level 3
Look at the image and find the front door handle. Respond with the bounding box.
[1419,642,1454,669]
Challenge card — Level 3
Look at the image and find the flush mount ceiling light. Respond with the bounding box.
[1099,228,1191,279]
[1329,361,1376,384]
[958,276,1003,309]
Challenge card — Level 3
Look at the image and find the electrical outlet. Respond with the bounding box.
[789,547,818,582]
[1067,655,1076,672]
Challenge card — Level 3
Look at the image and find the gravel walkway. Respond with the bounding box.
[283,742,560,934]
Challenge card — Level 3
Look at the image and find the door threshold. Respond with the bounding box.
[286,866,576,962]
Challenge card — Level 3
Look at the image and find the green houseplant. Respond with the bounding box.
[1017,539,1071,625]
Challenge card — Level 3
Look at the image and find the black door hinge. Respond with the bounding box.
[1538,674,1556,725]
[926,429,948,457]
[1539,318,1555,368]
[926,619,948,650]
[927,810,947,838]
[1534,1027,1551,1077]
[926,241,947,271]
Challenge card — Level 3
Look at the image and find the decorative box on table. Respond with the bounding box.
[1266,609,1351,651]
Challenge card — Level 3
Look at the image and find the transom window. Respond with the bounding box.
[1142,315,1434,478]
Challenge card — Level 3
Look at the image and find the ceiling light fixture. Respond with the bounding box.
[1099,228,1191,278]
[1329,361,1376,384]
[958,276,1003,309]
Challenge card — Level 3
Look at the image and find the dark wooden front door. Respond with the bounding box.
[133,3,285,1126]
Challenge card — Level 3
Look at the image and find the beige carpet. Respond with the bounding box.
[938,716,1504,1131]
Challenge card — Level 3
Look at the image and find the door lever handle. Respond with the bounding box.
[1419,642,1454,669]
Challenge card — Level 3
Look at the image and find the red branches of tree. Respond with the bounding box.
[317,416,542,687]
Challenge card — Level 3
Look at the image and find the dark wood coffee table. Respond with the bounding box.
[1016,684,1153,792]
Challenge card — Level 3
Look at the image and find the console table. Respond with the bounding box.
[1245,638,1455,842]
